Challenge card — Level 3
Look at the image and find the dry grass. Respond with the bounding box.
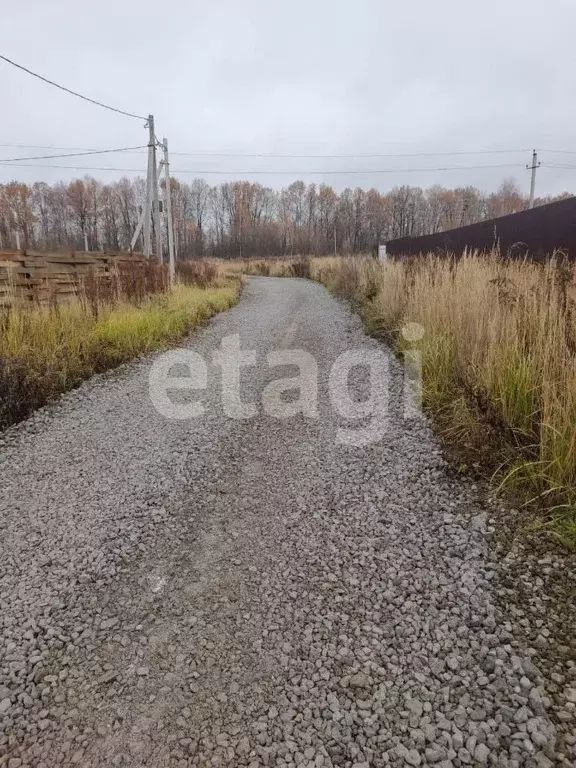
[312,254,576,546]
[177,260,218,287]
[219,257,310,279]
[0,263,240,429]
[122,252,575,544]
[81,260,169,309]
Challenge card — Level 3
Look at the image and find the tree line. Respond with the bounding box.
[0,175,570,258]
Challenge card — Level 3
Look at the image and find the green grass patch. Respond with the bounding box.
[0,281,240,430]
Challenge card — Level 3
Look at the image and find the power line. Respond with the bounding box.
[541,162,576,170]
[0,163,144,172]
[0,143,109,151]
[5,140,576,162]
[0,142,548,159]
[0,53,146,120]
[179,162,526,174]
[5,143,576,162]
[1,146,148,162]
[169,149,533,159]
[0,162,527,174]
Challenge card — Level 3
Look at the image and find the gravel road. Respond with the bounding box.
[0,277,574,768]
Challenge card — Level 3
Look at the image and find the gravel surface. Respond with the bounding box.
[0,277,574,768]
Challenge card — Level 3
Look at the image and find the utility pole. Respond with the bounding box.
[152,139,162,264]
[527,149,540,209]
[143,114,155,257]
[155,157,164,262]
[162,138,176,286]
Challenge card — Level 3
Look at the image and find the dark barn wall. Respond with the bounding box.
[386,196,576,261]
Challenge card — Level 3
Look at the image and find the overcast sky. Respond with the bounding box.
[2,0,576,195]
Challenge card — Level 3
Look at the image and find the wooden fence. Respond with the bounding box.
[0,250,146,307]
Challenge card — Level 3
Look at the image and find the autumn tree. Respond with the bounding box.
[67,179,90,250]
[2,182,34,247]
[0,173,567,257]
[487,179,525,218]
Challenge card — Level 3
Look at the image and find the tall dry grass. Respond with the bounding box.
[313,254,576,545]
[0,262,240,429]
[219,257,311,279]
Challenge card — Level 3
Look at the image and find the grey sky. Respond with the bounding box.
[2,0,576,195]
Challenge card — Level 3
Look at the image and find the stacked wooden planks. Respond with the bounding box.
[0,250,146,307]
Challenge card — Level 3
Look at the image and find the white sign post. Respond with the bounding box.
[378,244,387,262]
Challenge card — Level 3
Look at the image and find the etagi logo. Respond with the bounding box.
[149,326,424,447]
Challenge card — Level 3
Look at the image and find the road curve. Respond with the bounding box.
[0,277,564,767]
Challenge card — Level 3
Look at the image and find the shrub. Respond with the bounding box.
[177,260,218,287]
[290,257,311,279]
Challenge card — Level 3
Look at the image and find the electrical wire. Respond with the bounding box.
[0,142,546,159]
[0,53,146,120]
[5,143,576,162]
[178,162,527,175]
[0,163,145,172]
[4,141,576,161]
[0,144,96,150]
[539,149,576,155]
[168,149,532,159]
[0,143,127,151]
[1,146,148,162]
[0,162,527,174]
[541,163,576,170]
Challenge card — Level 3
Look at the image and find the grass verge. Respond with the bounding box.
[310,254,576,548]
[231,253,576,547]
[0,278,240,430]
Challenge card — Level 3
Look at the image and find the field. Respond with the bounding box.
[0,261,240,430]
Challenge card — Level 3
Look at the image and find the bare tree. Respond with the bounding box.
[0,173,567,257]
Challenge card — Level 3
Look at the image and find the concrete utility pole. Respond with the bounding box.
[527,149,540,209]
[130,206,144,252]
[156,158,164,261]
[162,138,176,286]
[143,114,155,257]
[152,139,162,264]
